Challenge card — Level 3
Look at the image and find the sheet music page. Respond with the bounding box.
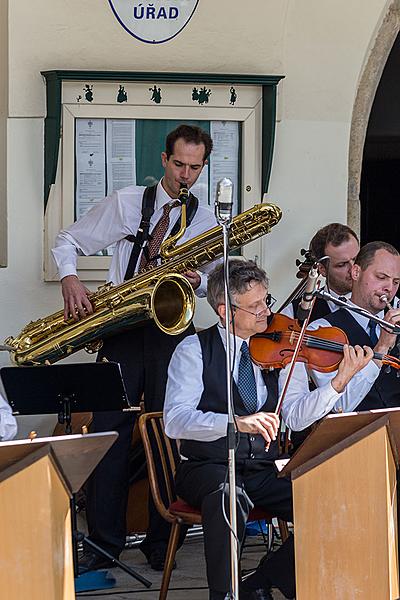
[75,118,106,219]
[106,119,136,194]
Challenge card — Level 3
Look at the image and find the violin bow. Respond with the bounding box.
[275,281,320,416]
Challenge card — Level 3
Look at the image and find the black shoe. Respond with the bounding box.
[145,548,176,572]
[240,587,273,600]
[78,550,116,574]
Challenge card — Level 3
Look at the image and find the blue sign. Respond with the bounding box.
[108,1,199,44]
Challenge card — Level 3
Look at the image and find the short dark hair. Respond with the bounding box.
[309,223,359,261]
[165,124,213,162]
[355,241,400,271]
[207,258,269,313]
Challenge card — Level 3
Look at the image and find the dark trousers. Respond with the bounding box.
[175,460,295,598]
[86,322,194,557]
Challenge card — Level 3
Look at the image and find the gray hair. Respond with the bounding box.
[207,258,269,313]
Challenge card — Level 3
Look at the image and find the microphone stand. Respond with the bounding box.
[314,290,400,335]
[216,179,239,600]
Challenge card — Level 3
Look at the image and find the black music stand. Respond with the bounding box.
[0,362,151,589]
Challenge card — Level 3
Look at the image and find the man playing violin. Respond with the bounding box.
[164,258,372,600]
[282,222,359,321]
[282,241,400,433]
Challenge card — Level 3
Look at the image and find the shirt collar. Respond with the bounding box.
[328,289,351,301]
[217,323,250,351]
[156,179,177,210]
[344,299,384,329]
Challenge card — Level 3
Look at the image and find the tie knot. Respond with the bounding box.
[241,341,250,356]
[163,200,180,215]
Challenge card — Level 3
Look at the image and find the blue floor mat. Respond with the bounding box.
[75,569,117,592]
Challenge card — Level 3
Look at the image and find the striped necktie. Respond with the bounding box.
[238,341,258,414]
[139,201,179,271]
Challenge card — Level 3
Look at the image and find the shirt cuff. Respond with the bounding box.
[363,360,381,381]
[213,413,229,437]
[195,272,208,298]
[58,265,78,280]
[328,381,344,400]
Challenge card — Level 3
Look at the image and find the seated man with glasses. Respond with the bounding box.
[164,258,294,600]
[164,258,372,600]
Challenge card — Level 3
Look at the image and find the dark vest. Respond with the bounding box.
[292,296,331,322]
[325,309,400,411]
[180,325,280,465]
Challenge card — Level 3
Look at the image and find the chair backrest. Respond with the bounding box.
[138,411,181,523]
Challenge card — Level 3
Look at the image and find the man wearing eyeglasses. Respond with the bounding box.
[164,257,373,600]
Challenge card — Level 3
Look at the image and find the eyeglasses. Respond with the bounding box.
[232,294,276,318]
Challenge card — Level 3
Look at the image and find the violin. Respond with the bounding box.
[249,313,400,372]
[276,248,316,313]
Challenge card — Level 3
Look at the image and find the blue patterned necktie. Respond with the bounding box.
[238,341,258,414]
[368,319,378,346]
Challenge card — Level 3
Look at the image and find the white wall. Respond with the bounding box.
[1,0,394,374]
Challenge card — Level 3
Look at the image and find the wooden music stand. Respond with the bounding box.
[280,408,400,600]
[0,432,117,599]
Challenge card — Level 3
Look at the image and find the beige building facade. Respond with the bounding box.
[1,0,399,380]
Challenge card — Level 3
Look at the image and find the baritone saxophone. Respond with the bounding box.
[5,202,282,365]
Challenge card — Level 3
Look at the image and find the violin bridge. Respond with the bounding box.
[289,331,296,345]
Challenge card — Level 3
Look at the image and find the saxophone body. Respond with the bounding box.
[6,203,282,365]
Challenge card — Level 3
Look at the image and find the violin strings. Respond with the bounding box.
[266,330,400,366]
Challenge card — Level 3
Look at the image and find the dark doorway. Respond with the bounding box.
[361,33,400,248]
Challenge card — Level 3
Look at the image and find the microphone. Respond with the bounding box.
[297,263,319,322]
[215,178,234,225]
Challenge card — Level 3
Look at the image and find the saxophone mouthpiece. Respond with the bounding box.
[178,183,189,204]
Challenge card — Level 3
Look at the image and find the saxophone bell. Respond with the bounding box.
[5,202,282,366]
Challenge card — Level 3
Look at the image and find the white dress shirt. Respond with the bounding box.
[280,288,351,319]
[52,180,218,296]
[0,392,17,441]
[164,324,341,441]
[281,303,381,431]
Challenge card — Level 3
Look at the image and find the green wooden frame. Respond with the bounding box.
[41,70,284,211]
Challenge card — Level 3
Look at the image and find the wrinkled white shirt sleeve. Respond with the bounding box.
[164,334,229,441]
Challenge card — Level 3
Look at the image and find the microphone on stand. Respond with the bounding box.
[215,178,234,225]
[297,263,319,323]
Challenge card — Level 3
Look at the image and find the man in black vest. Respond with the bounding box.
[282,222,359,322]
[164,258,294,599]
[282,241,400,434]
[52,125,218,572]
[165,258,373,599]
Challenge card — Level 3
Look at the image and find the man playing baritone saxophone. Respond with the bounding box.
[164,259,373,600]
[52,124,218,573]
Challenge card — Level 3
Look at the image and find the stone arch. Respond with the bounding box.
[348,0,400,232]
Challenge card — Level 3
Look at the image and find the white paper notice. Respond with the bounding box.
[75,119,106,219]
[190,164,209,208]
[210,121,240,215]
[106,119,136,194]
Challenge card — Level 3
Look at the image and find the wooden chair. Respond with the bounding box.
[138,411,289,600]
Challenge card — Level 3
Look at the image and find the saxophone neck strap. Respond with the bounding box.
[123,184,199,281]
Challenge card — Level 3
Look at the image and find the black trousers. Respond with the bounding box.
[175,460,295,598]
[85,321,194,557]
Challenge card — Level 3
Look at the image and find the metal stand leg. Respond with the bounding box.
[75,532,152,587]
